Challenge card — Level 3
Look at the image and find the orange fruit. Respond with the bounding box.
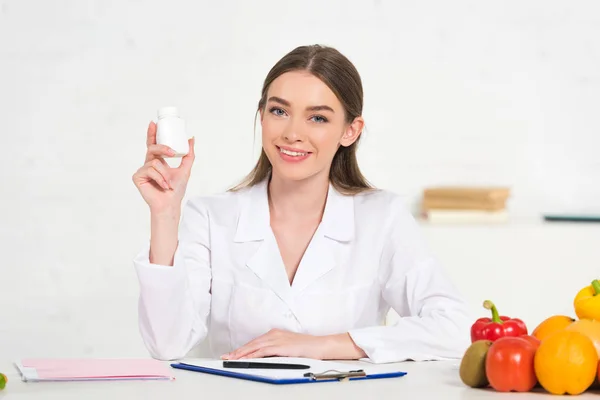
[532,315,575,341]
[565,319,600,358]
[534,330,598,395]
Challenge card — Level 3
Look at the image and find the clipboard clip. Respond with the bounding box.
[303,369,366,382]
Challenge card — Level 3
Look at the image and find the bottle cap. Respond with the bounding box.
[158,106,179,119]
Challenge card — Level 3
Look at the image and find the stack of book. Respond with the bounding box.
[420,186,511,223]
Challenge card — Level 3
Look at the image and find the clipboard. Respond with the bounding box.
[170,361,407,385]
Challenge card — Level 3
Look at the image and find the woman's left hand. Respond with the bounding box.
[222,329,327,360]
[222,329,367,360]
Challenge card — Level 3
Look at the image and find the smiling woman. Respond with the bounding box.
[131,44,473,364]
[231,45,371,195]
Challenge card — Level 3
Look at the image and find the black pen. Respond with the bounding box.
[223,361,310,370]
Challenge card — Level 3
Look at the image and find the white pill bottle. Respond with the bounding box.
[156,106,189,157]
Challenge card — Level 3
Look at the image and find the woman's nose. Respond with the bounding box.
[282,117,304,142]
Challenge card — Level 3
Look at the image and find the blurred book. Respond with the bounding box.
[423,187,510,201]
[424,209,509,224]
[421,186,511,223]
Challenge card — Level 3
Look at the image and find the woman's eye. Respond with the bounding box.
[311,115,328,123]
[269,107,286,117]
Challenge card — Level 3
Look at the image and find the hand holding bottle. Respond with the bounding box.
[132,121,195,214]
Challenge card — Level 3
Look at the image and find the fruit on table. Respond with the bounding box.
[565,318,600,358]
[532,315,575,341]
[471,300,528,342]
[0,373,6,390]
[459,340,493,388]
[574,279,600,320]
[534,330,598,395]
[485,336,538,392]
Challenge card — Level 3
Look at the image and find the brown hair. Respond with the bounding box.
[231,44,374,195]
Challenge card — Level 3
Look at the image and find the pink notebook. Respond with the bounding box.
[16,358,174,382]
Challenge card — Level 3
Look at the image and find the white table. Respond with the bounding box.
[1,359,598,399]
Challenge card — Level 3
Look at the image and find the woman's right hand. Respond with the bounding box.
[132,121,195,213]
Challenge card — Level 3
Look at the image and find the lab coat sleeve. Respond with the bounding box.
[133,198,211,361]
[348,205,473,364]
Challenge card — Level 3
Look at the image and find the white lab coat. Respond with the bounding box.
[133,179,473,363]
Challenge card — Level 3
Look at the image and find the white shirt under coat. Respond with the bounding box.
[133,179,472,363]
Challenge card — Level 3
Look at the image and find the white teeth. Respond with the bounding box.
[280,148,307,156]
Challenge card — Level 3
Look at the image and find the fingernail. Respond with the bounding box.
[169,180,174,189]
[168,149,175,156]
[163,181,170,190]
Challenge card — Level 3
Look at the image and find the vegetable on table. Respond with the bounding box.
[485,336,538,392]
[534,330,598,395]
[0,373,7,390]
[565,318,600,358]
[471,300,528,342]
[531,315,575,340]
[518,335,541,350]
[574,279,600,321]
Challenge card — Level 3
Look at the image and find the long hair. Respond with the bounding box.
[231,44,374,195]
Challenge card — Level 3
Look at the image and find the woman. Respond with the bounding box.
[132,44,472,363]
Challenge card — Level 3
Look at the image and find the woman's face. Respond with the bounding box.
[260,70,363,183]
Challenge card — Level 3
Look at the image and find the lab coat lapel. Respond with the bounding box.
[245,234,292,304]
[234,180,292,304]
[290,184,355,295]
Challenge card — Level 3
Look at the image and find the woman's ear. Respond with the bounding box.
[340,116,365,147]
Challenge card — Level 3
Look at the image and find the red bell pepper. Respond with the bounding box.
[470,300,528,342]
[485,336,538,392]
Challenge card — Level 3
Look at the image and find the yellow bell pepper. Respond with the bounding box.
[574,279,600,320]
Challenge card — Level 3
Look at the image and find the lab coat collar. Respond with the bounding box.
[233,179,271,243]
[233,178,355,243]
[235,177,355,303]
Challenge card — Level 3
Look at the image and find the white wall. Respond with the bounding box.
[1,0,599,361]
[387,221,600,332]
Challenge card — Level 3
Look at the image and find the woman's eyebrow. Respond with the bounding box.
[268,96,334,113]
[306,105,334,113]
[268,96,291,107]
